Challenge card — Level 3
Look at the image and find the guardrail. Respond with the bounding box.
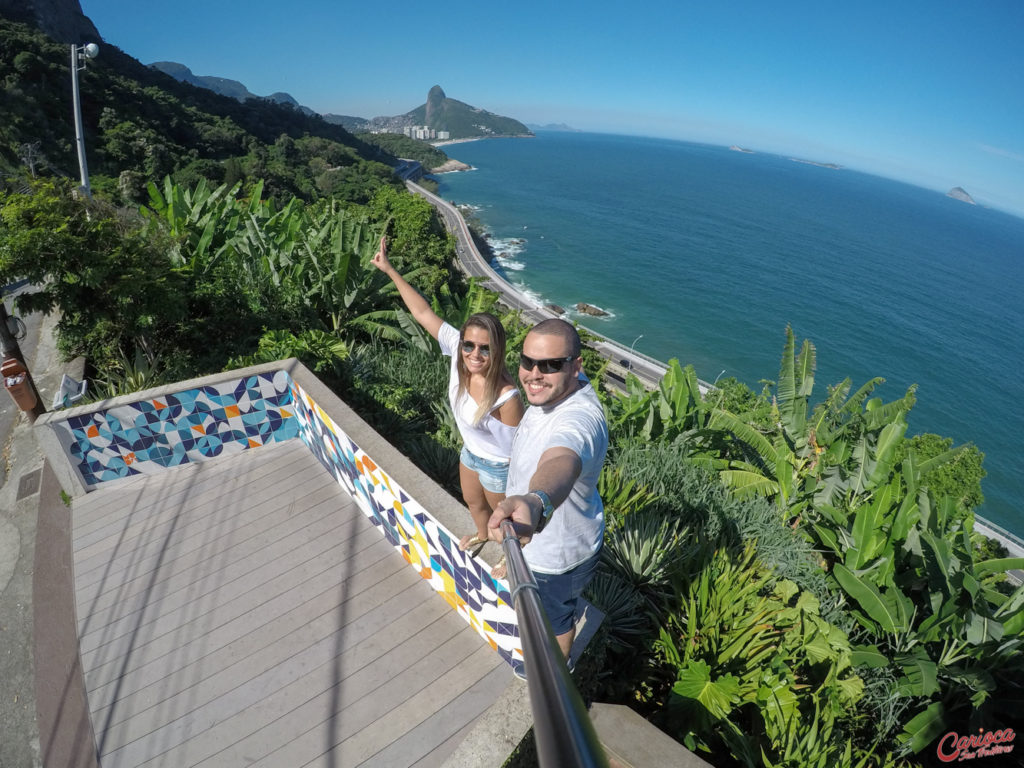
[499,520,609,768]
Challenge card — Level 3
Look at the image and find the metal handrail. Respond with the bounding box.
[499,520,609,768]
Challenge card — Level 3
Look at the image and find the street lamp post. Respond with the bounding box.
[70,42,99,197]
[626,334,643,374]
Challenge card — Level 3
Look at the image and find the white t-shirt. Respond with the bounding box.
[438,322,518,462]
[506,377,608,574]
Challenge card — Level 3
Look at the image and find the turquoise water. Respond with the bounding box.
[437,131,1024,535]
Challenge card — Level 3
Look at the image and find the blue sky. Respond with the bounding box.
[80,0,1024,217]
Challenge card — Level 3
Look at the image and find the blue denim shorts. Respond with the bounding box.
[535,549,602,635]
[460,446,510,494]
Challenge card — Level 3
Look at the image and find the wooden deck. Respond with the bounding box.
[71,439,510,767]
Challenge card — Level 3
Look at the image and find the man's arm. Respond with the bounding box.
[488,446,582,544]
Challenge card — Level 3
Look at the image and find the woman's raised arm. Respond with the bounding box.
[370,236,443,340]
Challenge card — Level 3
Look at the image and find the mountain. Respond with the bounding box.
[0,14,398,206]
[0,0,97,43]
[947,186,976,205]
[323,87,531,141]
[404,85,531,140]
[150,61,314,114]
[322,114,373,132]
[527,123,581,132]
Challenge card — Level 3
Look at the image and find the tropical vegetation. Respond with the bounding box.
[2,12,1022,768]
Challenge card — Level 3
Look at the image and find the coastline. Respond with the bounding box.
[404,178,1024,563]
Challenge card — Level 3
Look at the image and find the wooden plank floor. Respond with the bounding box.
[71,439,510,768]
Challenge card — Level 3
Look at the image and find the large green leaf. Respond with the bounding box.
[847,484,893,569]
[920,529,957,597]
[672,660,741,719]
[833,564,904,634]
[974,557,1024,577]
[718,469,779,499]
[895,650,938,697]
[710,408,778,465]
[850,644,888,668]
[898,701,947,754]
[966,611,1004,645]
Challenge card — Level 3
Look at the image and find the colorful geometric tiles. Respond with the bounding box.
[60,371,298,487]
[288,378,524,667]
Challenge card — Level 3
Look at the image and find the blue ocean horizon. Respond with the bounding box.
[437,131,1024,536]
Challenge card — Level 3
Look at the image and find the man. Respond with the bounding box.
[489,318,608,660]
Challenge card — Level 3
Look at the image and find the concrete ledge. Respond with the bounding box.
[32,459,99,768]
[590,703,713,768]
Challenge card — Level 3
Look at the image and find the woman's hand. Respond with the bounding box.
[370,235,392,273]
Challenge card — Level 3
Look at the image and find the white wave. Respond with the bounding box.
[510,283,548,309]
[488,236,528,273]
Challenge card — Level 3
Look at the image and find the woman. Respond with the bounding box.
[371,236,523,575]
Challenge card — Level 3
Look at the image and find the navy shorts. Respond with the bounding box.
[460,446,510,494]
[535,549,601,635]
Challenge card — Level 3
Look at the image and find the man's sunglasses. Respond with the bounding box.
[519,353,576,373]
[461,341,490,357]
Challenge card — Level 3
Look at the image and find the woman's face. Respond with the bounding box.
[461,326,492,375]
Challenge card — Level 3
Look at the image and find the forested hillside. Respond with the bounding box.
[0,17,401,205]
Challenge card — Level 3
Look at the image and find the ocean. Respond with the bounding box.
[436,131,1024,537]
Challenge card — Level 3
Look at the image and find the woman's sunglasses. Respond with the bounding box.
[461,341,491,358]
[519,353,576,373]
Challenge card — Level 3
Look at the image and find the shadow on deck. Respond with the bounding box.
[70,439,508,767]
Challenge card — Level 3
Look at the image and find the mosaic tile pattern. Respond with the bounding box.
[59,372,298,486]
[55,367,523,666]
[289,378,523,667]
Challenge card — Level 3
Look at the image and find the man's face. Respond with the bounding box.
[519,331,582,407]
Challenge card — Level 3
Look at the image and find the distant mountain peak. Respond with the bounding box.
[426,85,446,125]
[406,85,531,140]
[947,186,976,205]
[148,61,314,115]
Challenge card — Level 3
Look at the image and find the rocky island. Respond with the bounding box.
[574,303,609,317]
[947,186,977,205]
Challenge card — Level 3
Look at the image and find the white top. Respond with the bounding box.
[506,377,608,574]
[438,322,518,462]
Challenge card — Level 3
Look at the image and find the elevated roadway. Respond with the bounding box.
[406,181,690,393]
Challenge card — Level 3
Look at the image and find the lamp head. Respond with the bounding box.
[82,43,99,59]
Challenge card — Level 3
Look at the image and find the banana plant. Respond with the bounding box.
[833,487,1024,753]
[656,544,864,766]
[605,358,712,444]
[144,175,242,269]
[706,327,920,530]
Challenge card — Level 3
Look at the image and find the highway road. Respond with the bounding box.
[405,180,696,394]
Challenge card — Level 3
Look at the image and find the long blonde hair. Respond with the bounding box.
[457,313,509,425]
